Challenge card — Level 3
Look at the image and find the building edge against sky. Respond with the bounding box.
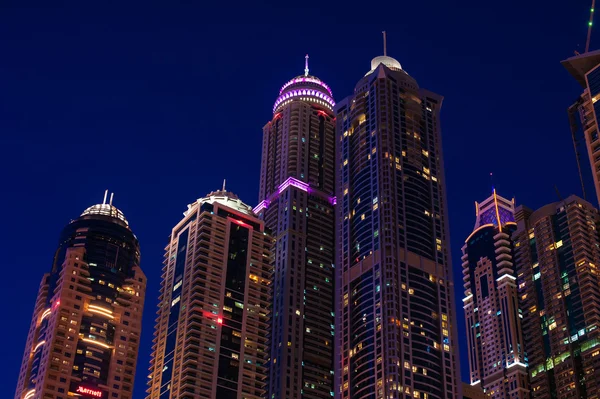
[14,193,146,399]
[513,195,600,398]
[562,50,600,207]
[254,55,337,399]
[334,50,460,399]
[145,188,273,399]
[461,190,529,398]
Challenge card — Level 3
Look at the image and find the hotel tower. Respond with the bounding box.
[513,195,600,398]
[462,191,529,398]
[146,188,273,399]
[334,50,460,399]
[254,56,337,399]
[14,193,146,399]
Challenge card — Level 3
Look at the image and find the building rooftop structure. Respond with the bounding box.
[80,190,129,226]
[273,55,335,113]
[184,182,254,216]
[561,49,600,86]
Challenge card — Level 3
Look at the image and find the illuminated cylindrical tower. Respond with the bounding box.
[255,56,337,399]
[14,193,146,399]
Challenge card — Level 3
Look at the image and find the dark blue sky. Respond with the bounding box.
[0,1,592,397]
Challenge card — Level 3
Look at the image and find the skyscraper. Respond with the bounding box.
[462,190,529,398]
[254,55,336,399]
[334,51,459,399]
[513,195,600,398]
[562,51,600,205]
[15,193,146,399]
[146,188,272,399]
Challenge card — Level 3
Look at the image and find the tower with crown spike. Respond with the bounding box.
[254,56,337,399]
[334,41,460,399]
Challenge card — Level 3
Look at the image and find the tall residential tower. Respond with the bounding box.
[562,50,600,206]
[335,53,459,399]
[513,196,600,398]
[146,189,273,399]
[462,191,529,398]
[15,194,146,399]
[254,56,337,399]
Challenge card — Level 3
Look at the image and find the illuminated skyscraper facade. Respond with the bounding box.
[146,189,272,399]
[513,195,600,398]
[462,191,529,398]
[335,54,459,399]
[562,51,600,206]
[15,195,146,399]
[255,56,336,399]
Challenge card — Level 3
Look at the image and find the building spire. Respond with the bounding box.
[587,0,596,52]
[382,31,387,56]
[102,189,108,205]
[304,54,309,76]
[222,179,226,191]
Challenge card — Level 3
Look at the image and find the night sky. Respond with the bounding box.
[0,1,593,397]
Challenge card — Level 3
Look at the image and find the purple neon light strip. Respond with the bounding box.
[279,77,333,96]
[253,199,270,214]
[278,176,310,193]
[254,177,336,214]
[273,89,335,113]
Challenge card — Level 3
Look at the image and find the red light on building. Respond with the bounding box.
[76,386,103,398]
[231,218,250,228]
[217,317,223,324]
[52,299,61,310]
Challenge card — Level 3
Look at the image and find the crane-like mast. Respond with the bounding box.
[586,0,596,53]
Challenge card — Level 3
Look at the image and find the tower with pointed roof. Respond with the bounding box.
[14,193,146,399]
[334,49,460,399]
[255,56,337,399]
[462,191,529,399]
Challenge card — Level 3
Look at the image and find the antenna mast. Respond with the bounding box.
[304,54,309,76]
[587,0,596,53]
[382,31,387,56]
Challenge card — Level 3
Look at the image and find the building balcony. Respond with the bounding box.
[496,254,512,263]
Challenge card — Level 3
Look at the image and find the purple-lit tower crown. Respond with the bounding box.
[256,55,337,399]
[272,55,335,113]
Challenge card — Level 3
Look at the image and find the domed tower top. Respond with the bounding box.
[273,54,335,114]
[80,190,129,227]
[365,31,406,76]
[184,180,254,217]
[366,55,403,74]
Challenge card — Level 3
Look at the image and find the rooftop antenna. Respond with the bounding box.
[382,31,387,56]
[102,189,108,205]
[586,0,596,53]
[490,172,495,191]
[222,179,226,191]
[109,192,114,206]
[304,54,309,76]
[555,185,564,201]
